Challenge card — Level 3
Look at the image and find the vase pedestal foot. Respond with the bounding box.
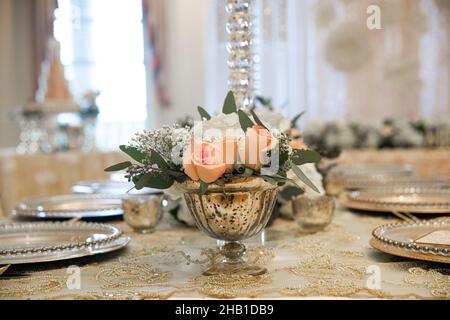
[203,263,267,277]
[203,241,266,276]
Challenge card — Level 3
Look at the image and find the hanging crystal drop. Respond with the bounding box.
[226,0,255,110]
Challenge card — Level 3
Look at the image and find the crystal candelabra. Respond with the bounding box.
[226,0,255,110]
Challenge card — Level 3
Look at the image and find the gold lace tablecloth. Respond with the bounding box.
[1,207,449,300]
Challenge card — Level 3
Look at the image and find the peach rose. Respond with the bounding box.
[289,138,308,150]
[218,137,238,172]
[240,125,277,171]
[183,138,237,183]
[289,128,300,138]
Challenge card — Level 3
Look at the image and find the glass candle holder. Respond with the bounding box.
[292,195,335,233]
[122,195,163,234]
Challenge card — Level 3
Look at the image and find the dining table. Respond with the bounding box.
[1,204,448,300]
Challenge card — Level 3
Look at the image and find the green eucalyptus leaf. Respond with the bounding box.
[256,96,272,108]
[197,106,211,120]
[238,110,254,132]
[134,174,150,190]
[260,174,288,182]
[250,109,269,130]
[243,168,254,177]
[119,145,146,163]
[290,111,306,128]
[104,161,132,172]
[200,182,209,195]
[291,149,322,166]
[223,91,237,114]
[148,148,170,169]
[234,164,246,174]
[279,150,289,167]
[134,172,174,190]
[146,174,174,189]
[292,165,320,193]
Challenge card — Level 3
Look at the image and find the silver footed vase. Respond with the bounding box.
[182,177,278,276]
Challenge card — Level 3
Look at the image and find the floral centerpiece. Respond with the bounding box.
[106,91,321,276]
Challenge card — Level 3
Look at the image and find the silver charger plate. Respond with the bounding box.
[0,222,130,265]
[331,164,415,178]
[12,194,125,219]
[370,219,450,264]
[342,188,450,214]
[71,180,162,195]
[341,176,450,190]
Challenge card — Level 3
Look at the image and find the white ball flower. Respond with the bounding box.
[324,21,372,72]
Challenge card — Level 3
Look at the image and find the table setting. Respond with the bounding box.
[1,0,450,302]
[1,94,450,299]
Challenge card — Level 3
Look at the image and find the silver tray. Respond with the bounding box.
[342,176,450,190]
[0,222,130,265]
[370,219,450,264]
[71,180,162,195]
[342,188,450,214]
[12,194,124,219]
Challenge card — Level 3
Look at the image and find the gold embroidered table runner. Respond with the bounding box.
[1,208,448,300]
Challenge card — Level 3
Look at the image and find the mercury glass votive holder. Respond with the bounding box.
[122,195,163,234]
[292,195,335,233]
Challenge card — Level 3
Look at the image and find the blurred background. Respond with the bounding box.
[1,0,450,216]
[0,0,449,151]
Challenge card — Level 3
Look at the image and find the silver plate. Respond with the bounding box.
[342,176,450,190]
[342,188,450,214]
[12,194,124,219]
[71,180,162,195]
[370,219,450,264]
[331,164,415,178]
[0,222,130,265]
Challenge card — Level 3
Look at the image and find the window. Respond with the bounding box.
[54,0,147,150]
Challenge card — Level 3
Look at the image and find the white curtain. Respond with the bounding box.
[206,0,450,124]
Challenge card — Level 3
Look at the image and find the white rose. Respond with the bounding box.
[253,108,291,133]
[197,113,243,140]
[278,164,325,219]
[288,163,325,197]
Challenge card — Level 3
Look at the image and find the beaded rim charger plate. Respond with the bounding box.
[71,180,163,195]
[370,219,450,264]
[0,222,130,265]
[341,176,450,191]
[330,164,415,178]
[342,188,450,214]
[12,194,125,219]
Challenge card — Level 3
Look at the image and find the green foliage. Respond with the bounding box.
[134,172,174,190]
[200,182,209,195]
[197,106,211,120]
[104,161,131,172]
[119,145,146,163]
[148,148,171,169]
[292,165,320,193]
[238,110,255,132]
[250,109,268,130]
[290,111,306,128]
[222,91,237,115]
[291,149,321,166]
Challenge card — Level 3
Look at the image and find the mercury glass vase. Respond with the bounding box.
[182,177,278,276]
